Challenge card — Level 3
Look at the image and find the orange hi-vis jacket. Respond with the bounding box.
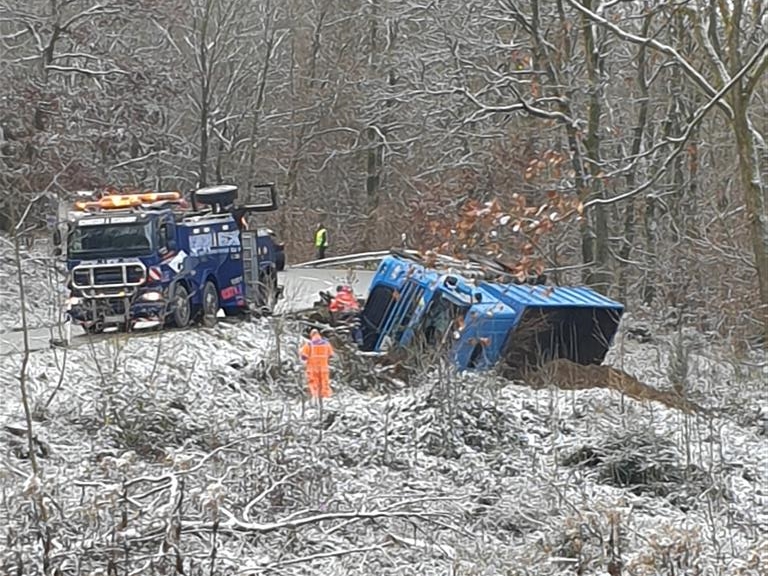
[300,332,334,398]
[329,289,359,313]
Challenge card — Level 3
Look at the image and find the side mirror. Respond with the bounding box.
[54,246,62,257]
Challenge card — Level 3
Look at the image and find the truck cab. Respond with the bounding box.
[63,184,282,333]
[359,254,624,374]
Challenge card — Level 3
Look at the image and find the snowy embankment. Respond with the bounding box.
[0,241,766,575]
[0,236,65,333]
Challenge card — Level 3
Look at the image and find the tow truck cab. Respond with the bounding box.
[63,184,282,333]
[359,254,624,374]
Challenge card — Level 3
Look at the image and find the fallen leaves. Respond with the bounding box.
[413,188,584,279]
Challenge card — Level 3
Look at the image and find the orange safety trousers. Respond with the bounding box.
[300,338,334,398]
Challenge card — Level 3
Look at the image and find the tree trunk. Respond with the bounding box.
[245,0,276,192]
[197,1,212,187]
[580,0,610,293]
[365,126,382,242]
[363,0,383,251]
[643,196,657,306]
[733,102,768,342]
[618,12,652,300]
[726,0,768,342]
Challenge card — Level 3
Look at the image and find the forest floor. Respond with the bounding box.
[1,238,766,575]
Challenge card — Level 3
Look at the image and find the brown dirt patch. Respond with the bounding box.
[524,359,709,415]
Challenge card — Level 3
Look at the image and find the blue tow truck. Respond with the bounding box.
[59,184,284,333]
[358,252,624,374]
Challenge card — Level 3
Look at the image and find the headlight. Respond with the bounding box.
[67,296,81,306]
[140,291,163,302]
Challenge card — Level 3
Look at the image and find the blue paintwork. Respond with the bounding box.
[481,282,623,309]
[359,254,625,371]
[66,206,278,328]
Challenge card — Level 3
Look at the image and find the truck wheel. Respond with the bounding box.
[201,281,219,327]
[275,246,286,272]
[169,284,191,328]
[85,321,104,335]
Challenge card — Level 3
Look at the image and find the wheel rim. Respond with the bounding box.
[175,289,190,325]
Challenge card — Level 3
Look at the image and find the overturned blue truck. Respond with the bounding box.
[354,252,624,375]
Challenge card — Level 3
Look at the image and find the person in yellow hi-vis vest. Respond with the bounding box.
[314,223,328,260]
[300,329,334,399]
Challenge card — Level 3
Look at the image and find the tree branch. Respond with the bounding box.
[564,0,734,120]
[584,38,767,209]
[44,64,130,76]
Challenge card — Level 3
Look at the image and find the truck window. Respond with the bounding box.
[421,293,468,346]
[394,283,424,341]
[158,222,173,253]
[68,222,154,259]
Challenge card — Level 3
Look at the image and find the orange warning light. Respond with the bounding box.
[75,191,182,211]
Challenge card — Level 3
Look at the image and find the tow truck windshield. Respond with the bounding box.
[68,221,154,259]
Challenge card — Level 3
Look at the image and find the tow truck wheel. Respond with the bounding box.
[201,281,219,327]
[85,321,104,335]
[170,284,191,328]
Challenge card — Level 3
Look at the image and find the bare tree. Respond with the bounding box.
[166,0,274,187]
[568,0,768,339]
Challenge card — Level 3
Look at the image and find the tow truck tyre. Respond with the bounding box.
[201,281,219,327]
[85,321,104,335]
[170,283,191,328]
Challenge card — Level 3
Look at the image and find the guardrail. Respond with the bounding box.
[291,249,422,269]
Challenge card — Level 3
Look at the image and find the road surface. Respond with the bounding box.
[0,267,375,356]
[274,267,375,314]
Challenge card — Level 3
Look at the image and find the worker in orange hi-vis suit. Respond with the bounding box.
[328,285,360,313]
[300,329,334,399]
[328,285,363,345]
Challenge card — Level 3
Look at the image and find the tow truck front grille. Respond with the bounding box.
[71,263,146,298]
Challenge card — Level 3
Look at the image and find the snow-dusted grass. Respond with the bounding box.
[1,312,766,575]
[1,242,766,574]
[0,236,65,333]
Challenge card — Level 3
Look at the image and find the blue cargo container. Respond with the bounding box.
[359,254,624,373]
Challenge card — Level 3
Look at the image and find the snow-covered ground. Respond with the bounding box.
[0,236,66,333]
[1,239,766,575]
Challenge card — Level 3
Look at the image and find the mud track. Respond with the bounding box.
[525,359,709,415]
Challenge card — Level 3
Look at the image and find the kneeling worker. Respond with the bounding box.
[329,286,362,344]
[328,285,359,314]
